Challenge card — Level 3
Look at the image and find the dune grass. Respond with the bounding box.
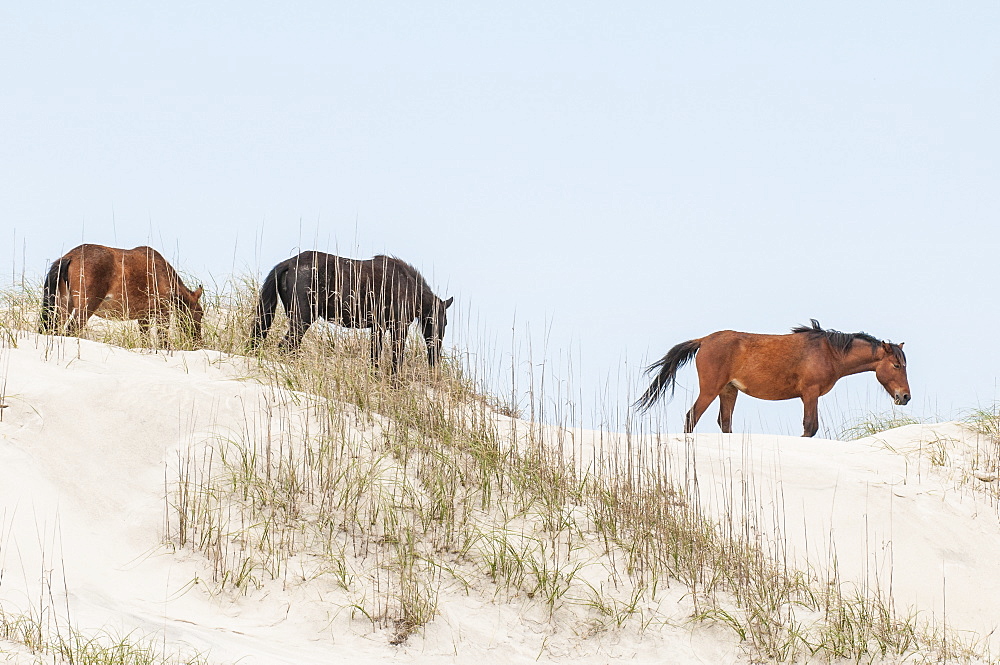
[0,609,209,665]
[839,410,924,440]
[965,404,1000,441]
[844,405,1000,501]
[0,568,207,665]
[962,406,1000,492]
[0,275,996,663]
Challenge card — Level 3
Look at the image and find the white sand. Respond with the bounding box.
[622,426,1000,645]
[0,334,997,663]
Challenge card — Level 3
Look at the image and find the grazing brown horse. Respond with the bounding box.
[38,244,204,346]
[635,320,910,437]
[248,251,453,374]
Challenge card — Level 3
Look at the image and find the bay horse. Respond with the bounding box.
[635,320,910,437]
[248,251,453,374]
[38,244,204,346]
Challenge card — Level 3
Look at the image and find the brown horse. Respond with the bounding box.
[38,244,204,346]
[635,320,910,437]
[248,251,453,374]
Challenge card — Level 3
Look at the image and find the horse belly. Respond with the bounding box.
[332,310,360,327]
[325,299,369,329]
[730,376,801,401]
[93,293,131,320]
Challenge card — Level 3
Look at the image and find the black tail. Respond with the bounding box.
[38,258,71,334]
[248,263,288,350]
[633,339,702,411]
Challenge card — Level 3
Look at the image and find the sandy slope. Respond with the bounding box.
[605,426,1000,647]
[0,336,743,664]
[0,334,997,663]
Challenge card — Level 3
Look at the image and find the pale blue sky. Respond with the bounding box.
[2,2,998,434]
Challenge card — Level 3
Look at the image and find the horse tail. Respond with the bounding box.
[38,257,71,334]
[248,263,288,350]
[634,339,702,411]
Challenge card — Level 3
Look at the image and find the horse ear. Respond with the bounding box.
[193,286,204,300]
[898,342,904,348]
[443,296,454,309]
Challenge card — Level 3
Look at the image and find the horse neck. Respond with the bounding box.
[835,342,882,376]
[422,292,447,323]
[169,279,196,311]
[418,294,436,317]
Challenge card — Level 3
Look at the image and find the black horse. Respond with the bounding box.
[249,252,453,374]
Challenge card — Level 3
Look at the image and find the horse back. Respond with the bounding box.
[59,244,186,317]
[283,252,428,326]
[699,330,833,399]
[277,251,367,325]
[126,245,176,282]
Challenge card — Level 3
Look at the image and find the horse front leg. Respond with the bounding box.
[155,311,172,349]
[387,322,408,377]
[800,391,821,437]
[137,317,154,347]
[717,384,739,434]
[369,326,384,369]
[138,309,170,349]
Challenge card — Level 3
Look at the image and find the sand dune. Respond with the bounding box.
[0,334,997,663]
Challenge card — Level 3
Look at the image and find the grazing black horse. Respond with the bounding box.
[249,252,453,374]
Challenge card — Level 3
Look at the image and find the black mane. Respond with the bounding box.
[373,254,438,311]
[791,319,905,363]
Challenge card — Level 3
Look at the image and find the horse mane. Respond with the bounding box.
[373,254,438,311]
[791,319,905,363]
[132,246,185,289]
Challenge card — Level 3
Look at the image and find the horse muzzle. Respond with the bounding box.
[894,392,911,406]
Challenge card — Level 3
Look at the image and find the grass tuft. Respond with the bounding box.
[839,411,923,440]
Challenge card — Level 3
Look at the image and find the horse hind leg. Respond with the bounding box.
[685,361,730,433]
[68,295,97,336]
[717,384,739,434]
[684,392,717,433]
[279,315,310,352]
[49,286,73,335]
[279,294,312,352]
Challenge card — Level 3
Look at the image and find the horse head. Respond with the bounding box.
[421,296,453,368]
[186,285,205,342]
[875,341,910,405]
